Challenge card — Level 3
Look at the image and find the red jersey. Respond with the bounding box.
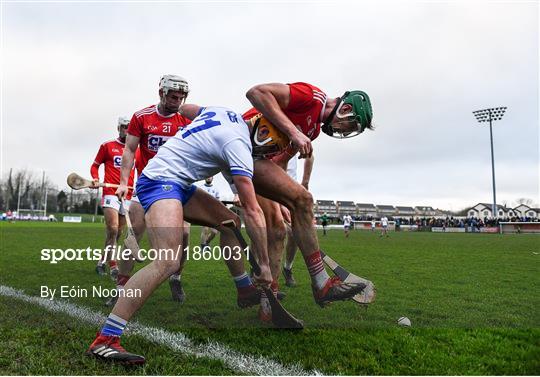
[243,82,327,141]
[91,138,135,198]
[127,104,191,175]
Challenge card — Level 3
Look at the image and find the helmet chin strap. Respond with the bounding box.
[322,91,349,136]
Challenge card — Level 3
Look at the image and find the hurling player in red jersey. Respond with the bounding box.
[90,117,135,279]
[244,82,375,320]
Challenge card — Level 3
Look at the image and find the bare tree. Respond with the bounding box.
[1,168,58,213]
[515,198,534,207]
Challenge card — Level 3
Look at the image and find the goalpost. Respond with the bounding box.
[15,208,47,221]
[499,222,540,234]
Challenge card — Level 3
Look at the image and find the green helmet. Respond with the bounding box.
[322,90,373,138]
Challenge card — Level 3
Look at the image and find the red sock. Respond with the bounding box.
[109,260,117,269]
[304,251,330,289]
[271,280,278,295]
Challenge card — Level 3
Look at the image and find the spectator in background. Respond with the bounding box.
[321,212,329,236]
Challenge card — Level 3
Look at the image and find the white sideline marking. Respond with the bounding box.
[0,285,320,376]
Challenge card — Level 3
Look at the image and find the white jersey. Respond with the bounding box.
[381,217,389,226]
[343,215,352,227]
[201,183,220,200]
[371,220,376,228]
[143,107,253,187]
[286,156,298,181]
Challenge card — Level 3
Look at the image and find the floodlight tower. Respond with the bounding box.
[472,107,507,218]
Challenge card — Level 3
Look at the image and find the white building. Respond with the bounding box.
[514,204,539,218]
[467,203,538,219]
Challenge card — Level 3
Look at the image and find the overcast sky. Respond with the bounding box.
[2,0,538,211]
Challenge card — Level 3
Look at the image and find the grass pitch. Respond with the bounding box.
[0,222,539,375]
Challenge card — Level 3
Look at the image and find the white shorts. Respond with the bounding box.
[131,194,140,204]
[102,195,130,215]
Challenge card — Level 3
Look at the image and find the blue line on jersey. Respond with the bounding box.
[196,107,206,117]
[230,169,253,179]
[182,122,220,138]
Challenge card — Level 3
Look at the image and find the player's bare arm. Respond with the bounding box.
[232,175,272,286]
[246,83,312,158]
[179,104,202,120]
[116,134,139,198]
[301,153,314,190]
[89,158,100,188]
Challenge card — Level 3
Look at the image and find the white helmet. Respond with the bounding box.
[118,116,130,127]
[159,74,189,96]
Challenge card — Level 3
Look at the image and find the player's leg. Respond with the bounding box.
[129,198,147,243]
[111,203,129,280]
[183,188,260,308]
[199,226,219,251]
[112,198,145,306]
[97,201,120,276]
[255,195,286,322]
[206,227,218,245]
[257,195,286,282]
[87,198,184,364]
[282,222,297,287]
[200,226,212,247]
[253,159,365,307]
[200,226,208,247]
[116,199,185,318]
[104,202,129,306]
[168,222,190,303]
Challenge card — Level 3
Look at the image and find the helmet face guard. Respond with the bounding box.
[249,114,290,158]
[322,90,373,139]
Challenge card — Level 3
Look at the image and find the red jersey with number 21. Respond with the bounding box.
[127,104,191,175]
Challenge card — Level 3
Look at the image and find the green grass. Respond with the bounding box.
[1,222,539,374]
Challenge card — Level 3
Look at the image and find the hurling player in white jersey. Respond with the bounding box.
[281,154,314,288]
[199,175,220,249]
[87,106,273,365]
[380,216,389,237]
[343,214,353,238]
